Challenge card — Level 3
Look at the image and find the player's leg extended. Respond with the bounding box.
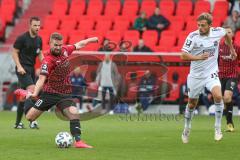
[182,76,202,143]
[182,98,198,143]
[63,105,93,148]
[210,85,224,141]
[224,91,234,131]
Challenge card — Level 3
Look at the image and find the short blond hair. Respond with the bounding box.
[197,12,212,25]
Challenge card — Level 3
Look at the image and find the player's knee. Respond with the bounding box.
[188,102,197,109]
[214,94,222,103]
[26,114,34,121]
[223,96,231,103]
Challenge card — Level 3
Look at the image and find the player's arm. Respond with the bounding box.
[38,50,44,62]
[180,52,209,61]
[224,33,237,59]
[74,37,98,50]
[12,48,26,74]
[180,34,209,61]
[31,75,46,98]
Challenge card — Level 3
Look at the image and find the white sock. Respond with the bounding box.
[184,105,194,129]
[215,101,224,130]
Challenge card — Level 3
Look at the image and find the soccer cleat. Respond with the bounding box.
[74,140,93,148]
[214,128,223,141]
[14,89,28,101]
[14,122,25,129]
[181,128,190,144]
[225,123,235,132]
[29,121,39,129]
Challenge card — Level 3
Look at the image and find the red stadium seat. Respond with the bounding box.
[86,30,104,45]
[77,15,96,24]
[78,20,95,32]
[0,0,16,23]
[51,0,68,16]
[176,0,193,17]
[153,45,169,52]
[142,30,158,47]
[167,16,185,32]
[81,30,103,51]
[185,17,197,31]
[212,1,229,18]
[87,0,103,16]
[194,1,211,16]
[38,30,51,45]
[123,30,140,46]
[159,31,177,48]
[104,0,121,18]
[95,19,113,33]
[105,31,122,43]
[113,20,130,32]
[42,16,60,30]
[177,31,190,47]
[140,0,157,18]
[59,17,78,32]
[159,0,175,17]
[69,0,86,16]
[122,0,139,17]
[68,30,86,44]
[212,16,223,27]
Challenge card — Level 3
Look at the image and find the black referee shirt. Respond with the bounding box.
[13,31,42,67]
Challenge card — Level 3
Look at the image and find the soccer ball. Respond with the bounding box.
[55,132,73,148]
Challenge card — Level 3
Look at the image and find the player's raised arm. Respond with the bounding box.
[74,37,98,50]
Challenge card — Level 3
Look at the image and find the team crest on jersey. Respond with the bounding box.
[36,48,41,54]
[231,82,236,87]
[214,41,218,46]
[41,64,48,74]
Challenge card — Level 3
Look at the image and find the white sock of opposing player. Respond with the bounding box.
[184,105,194,129]
[215,101,224,130]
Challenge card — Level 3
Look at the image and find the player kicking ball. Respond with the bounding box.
[180,13,237,143]
[15,32,98,148]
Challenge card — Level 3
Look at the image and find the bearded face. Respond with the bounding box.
[50,39,63,56]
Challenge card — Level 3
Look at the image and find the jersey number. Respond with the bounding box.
[35,99,43,107]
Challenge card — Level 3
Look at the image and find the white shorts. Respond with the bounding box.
[187,74,221,99]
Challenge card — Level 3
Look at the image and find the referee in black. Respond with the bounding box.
[12,16,43,129]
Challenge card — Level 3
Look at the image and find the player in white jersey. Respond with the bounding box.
[180,13,237,143]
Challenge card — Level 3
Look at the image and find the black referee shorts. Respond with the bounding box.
[220,78,238,94]
[16,66,35,89]
[27,92,76,111]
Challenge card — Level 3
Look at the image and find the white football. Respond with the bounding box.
[55,132,73,148]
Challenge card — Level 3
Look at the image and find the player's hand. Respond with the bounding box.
[230,49,237,60]
[199,52,209,60]
[88,37,98,43]
[26,92,38,100]
[17,66,26,75]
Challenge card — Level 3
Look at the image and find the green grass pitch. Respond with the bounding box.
[0,111,240,160]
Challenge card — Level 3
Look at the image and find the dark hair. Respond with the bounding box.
[50,32,63,41]
[197,13,212,25]
[30,16,40,24]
